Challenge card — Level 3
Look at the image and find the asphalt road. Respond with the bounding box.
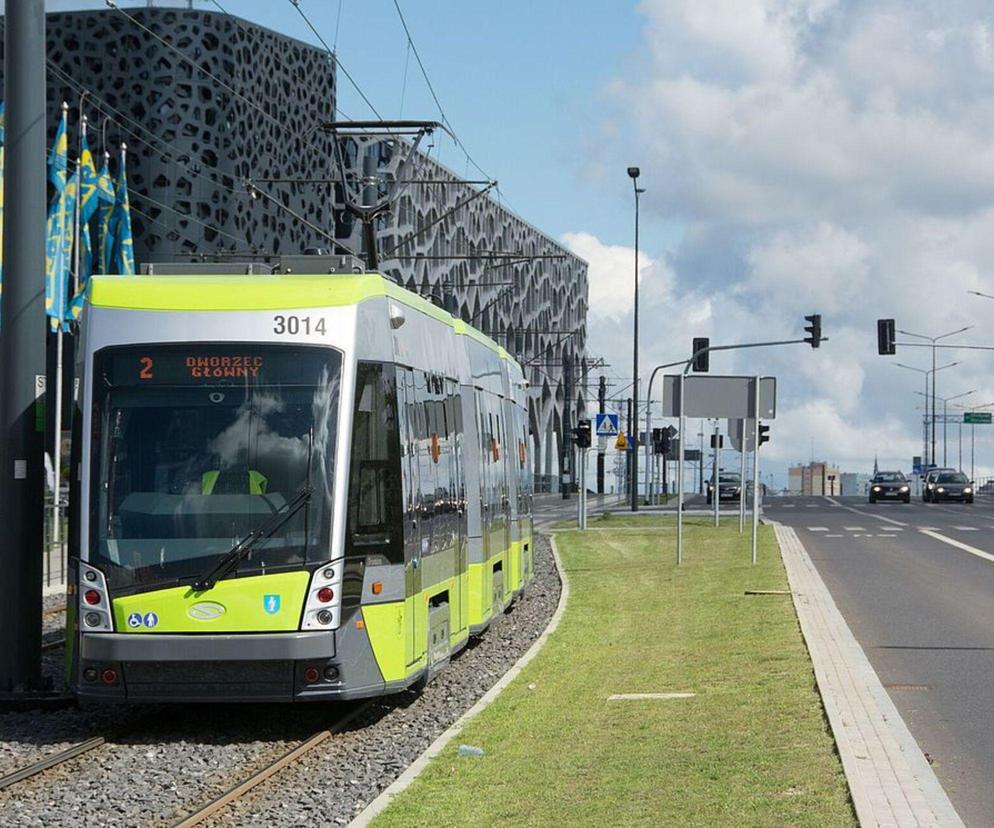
[766,494,994,826]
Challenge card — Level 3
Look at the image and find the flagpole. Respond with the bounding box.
[73,108,86,295]
[52,102,70,549]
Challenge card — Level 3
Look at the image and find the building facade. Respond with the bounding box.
[0,6,588,480]
[789,462,842,496]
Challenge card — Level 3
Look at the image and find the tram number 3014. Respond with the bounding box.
[273,315,327,336]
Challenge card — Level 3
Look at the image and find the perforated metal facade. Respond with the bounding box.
[0,6,588,480]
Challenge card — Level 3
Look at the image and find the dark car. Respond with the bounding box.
[869,471,910,503]
[931,471,974,503]
[923,467,956,503]
[707,473,742,505]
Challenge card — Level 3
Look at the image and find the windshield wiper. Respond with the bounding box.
[192,486,313,593]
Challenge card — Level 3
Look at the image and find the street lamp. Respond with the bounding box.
[628,166,644,511]
[895,327,971,464]
[894,360,961,465]
[915,388,975,466]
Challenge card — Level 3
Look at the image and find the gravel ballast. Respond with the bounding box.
[0,535,561,826]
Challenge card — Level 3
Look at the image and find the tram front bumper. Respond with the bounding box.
[76,623,396,702]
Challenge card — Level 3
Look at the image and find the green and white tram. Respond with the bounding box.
[68,268,534,701]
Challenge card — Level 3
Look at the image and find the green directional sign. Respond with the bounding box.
[964,412,993,424]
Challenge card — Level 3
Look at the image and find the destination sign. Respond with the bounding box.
[101,345,338,387]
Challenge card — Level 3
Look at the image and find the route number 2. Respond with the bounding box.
[273,315,327,336]
[138,356,154,380]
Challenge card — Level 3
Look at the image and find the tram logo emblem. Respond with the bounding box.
[263,594,281,615]
[188,602,226,621]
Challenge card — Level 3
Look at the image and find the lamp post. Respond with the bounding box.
[895,360,961,466]
[627,166,644,511]
[897,326,972,467]
[915,389,975,467]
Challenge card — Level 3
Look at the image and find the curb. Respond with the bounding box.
[773,521,963,827]
[349,536,571,827]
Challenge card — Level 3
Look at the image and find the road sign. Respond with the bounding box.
[661,375,777,419]
[595,412,620,437]
[912,455,923,475]
[964,412,992,424]
[615,432,628,450]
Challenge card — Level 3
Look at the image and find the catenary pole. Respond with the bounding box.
[0,0,47,693]
[739,422,747,533]
[712,422,720,527]
[751,378,761,565]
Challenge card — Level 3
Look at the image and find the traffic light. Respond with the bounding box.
[692,337,710,372]
[710,433,724,449]
[758,423,771,446]
[651,428,671,455]
[877,318,896,355]
[804,314,822,348]
[572,419,592,448]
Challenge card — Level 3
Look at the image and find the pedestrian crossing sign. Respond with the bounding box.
[596,413,620,437]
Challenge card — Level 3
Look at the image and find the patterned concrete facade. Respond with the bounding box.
[0,6,588,479]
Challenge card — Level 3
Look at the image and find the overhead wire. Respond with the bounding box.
[287,0,383,120]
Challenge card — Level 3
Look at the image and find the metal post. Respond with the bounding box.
[738,422,747,533]
[712,423,720,527]
[631,185,640,513]
[644,397,651,506]
[931,343,937,468]
[596,375,605,494]
[625,397,632,497]
[561,356,571,500]
[959,421,963,470]
[677,371,685,565]
[0,0,47,694]
[751,378,761,565]
[698,427,705,494]
[943,399,948,466]
[971,423,975,480]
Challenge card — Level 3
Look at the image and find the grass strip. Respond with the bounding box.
[373,515,857,827]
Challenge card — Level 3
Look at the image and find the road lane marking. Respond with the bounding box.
[844,526,865,531]
[808,527,828,531]
[878,534,897,538]
[805,504,818,508]
[822,497,908,527]
[825,534,843,538]
[954,526,978,531]
[920,529,994,564]
[879,526,903,531]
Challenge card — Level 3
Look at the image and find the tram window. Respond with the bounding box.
[347,363,402,556]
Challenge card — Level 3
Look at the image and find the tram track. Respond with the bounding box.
[167,700,374,828]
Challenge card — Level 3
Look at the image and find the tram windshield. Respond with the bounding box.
[89,344,342,592]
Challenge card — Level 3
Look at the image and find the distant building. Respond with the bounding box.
[840,473,871,496]
[789,462,842,496]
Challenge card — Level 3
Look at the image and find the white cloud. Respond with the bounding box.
[575,0,994,479]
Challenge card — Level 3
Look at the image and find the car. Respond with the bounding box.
[869,471,911,503]
[707,472,742,505]
[931,471,974,503]
[923,467,956,502]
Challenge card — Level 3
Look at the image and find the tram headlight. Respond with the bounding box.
[84,612,102,627]
[316,610,333,625]
[322,567,335,580]
[83,570,97,582]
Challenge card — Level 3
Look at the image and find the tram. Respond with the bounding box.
[67,262,534,701]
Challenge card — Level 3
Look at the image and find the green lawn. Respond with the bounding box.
[373,516,856,827]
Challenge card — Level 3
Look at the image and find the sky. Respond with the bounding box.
[48,0,994,485]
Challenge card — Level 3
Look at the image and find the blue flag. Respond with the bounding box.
[113,146,135,275]
[45,107,73,332]
[96,153,116,275]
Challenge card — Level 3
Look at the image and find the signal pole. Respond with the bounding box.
[596,375,605,494]
[0,0,47,694]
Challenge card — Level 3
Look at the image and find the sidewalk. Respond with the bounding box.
[775,523,963,827]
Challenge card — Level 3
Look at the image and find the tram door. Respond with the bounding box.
[397,367,421,668]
